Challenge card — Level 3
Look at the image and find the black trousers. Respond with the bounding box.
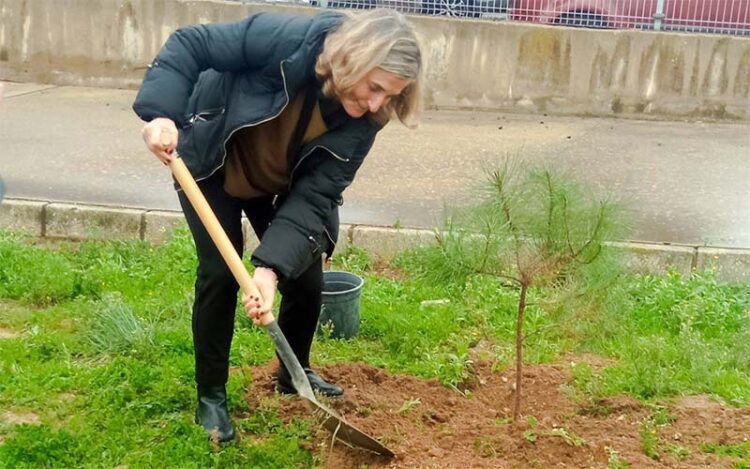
[178,174,323,386]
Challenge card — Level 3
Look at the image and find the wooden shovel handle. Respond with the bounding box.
[169,157,275,326]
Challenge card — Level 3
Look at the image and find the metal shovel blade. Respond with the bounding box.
[311,399,395,457]
[267,322,394,457]
[266,322,316,400]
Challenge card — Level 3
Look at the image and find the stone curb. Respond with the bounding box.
[2,198,749,282]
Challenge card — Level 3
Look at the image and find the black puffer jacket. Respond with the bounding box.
[133,11,383,280]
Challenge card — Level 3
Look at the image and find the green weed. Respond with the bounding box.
[640,417,660,460]
[606,446,630,468]
[666,443,690,461]
[549,427,586,447]
[639,406,675,460]
[87,293,156,355]
[332,246,372,274]
[701,440,750,459]
[397,397,421,414]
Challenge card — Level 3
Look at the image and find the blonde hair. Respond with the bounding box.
[315,9,422,127]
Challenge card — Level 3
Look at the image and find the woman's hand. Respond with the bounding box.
[243,267,278,325]
[141,117,178,165]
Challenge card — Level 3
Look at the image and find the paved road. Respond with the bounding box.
[2,81,748,247]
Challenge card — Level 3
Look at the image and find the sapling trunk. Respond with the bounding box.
[513,282,529,422]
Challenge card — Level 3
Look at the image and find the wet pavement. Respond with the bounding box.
[1,81,748,247]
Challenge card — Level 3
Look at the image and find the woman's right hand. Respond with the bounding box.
[142,117,178,165]
[243,268,278,326]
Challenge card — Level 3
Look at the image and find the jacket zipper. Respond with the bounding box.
[290,144,350,182]
[188,107,225,124]
[188,59,293,185]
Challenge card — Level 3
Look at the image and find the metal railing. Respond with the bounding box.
[259,0,750,36]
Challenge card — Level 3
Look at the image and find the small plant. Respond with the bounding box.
[570,362,604,400]
[523,415,538,442]
[398,397,422,415]
[549,427,586,447]
[640,417,660,460]
[473,435,499,457]
[355,406,373,417]
[638,406,676,460]
[332,246,372,274]
[316,320,336,341]
[427,158,624,420]
[578,401,613,417]
[650,406,674,426]
[665,443,689,461]
[88,293,154,355]
[606,446,630,469]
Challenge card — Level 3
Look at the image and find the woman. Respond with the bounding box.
[135,8,422,442]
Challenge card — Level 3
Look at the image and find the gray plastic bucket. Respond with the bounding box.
[317,271,364,340]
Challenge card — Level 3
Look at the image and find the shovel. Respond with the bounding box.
[169,156,394,457]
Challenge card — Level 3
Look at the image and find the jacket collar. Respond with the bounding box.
[317,86,343,128]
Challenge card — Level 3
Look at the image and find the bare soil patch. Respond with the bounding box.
[0,328,19,339]
[2,411,41,426]
[244,360,749,468]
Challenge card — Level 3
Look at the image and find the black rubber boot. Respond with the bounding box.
[276,367,344,397]
[195,385,235,443]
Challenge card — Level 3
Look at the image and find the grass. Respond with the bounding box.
[1,231,750,466]
[575,269,750,406]
[701,440,750,458]
[701,441,750,468]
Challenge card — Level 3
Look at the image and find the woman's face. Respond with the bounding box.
[339,68,410,118]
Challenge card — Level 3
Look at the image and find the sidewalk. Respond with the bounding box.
[2,81,749,248]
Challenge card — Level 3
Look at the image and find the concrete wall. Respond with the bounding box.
[1,0,749,120]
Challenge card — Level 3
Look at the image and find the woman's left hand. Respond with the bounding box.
[242,267,278,325]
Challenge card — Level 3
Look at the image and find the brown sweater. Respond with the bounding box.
[223,88,327,199]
